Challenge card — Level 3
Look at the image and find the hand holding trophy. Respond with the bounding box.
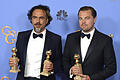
[9,47,20,73]
[40,50,53,76]
[73,54,82,80]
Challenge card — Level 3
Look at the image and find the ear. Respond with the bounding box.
[46,18,48,24]
[94,16,97,23]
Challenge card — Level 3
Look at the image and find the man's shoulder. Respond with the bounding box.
[18,29,32,34]
[96,30,111,37]
[67,31,81,38]
[17,29,32,38]
[95,29,112,41]
[47,30,61,38]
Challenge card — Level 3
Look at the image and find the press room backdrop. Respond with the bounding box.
[0,0,120,80]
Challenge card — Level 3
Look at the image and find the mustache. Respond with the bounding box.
[81,23,87,26]
[35,22,42,25]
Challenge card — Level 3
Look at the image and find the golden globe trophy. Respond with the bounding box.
[40,50,52,76]
[9,47,20,73]
[74,54,82,80]
[109,34,113,38]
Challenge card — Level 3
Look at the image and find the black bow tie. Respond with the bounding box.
[33,33,43,39]
[81,32,90,39]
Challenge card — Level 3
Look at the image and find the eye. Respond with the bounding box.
[79,17,82,21]
[85,17,90,20]
[39,16,46,19]
[32,16,37,19]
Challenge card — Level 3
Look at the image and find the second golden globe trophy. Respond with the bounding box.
[74,54,82,80]
[9,47,20,73]
[40,50,52,76]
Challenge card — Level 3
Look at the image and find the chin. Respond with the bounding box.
[83,30,89,33]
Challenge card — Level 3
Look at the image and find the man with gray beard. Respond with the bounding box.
[9,4,62,80]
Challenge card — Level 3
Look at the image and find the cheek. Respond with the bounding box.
[87,21,93,25]
[79,21,82,25]
[32,19,36,24]
[42,20,47,25]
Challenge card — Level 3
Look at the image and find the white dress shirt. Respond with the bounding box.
[81,28,95,62]
[24,29,46,79]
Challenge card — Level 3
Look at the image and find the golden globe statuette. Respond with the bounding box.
[40,50,52,76]
[109,34,113,38]
[74,54,82,80]
[9,47,20,73]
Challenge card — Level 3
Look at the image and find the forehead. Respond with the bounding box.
[32,9,46,16]
[78,10,92,17]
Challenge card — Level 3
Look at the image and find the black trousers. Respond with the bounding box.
[24,74,55,80]
[24,77,40,80]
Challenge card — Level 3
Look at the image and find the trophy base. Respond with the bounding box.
[74,75,82,80]
[40,72,51,77]
[9,69,20,73]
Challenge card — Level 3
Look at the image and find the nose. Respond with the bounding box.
[36,17,41,22]
[82,19,86,24]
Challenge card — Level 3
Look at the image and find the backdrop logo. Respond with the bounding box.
[2,26,18,44]
[56,10,68,20]
[0,76,9,80]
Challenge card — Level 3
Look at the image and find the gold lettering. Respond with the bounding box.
[1,76,10,80]
[2,26,17,44]
[2,26,11,35]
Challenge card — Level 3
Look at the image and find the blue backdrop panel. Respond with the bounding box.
[0,0,120,80]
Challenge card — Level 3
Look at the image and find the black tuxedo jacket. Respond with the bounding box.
[63,29,116,80]
[15,29,62,80]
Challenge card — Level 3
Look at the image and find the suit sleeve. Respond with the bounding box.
[63,35,72,78]
[54,36,63,74]
[16,32,21,65]
[90,38,117,80]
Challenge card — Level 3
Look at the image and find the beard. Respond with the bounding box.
[83,26,94,33]
[33,22,46,33]
[34,22,43,33]
[34,27,42,33]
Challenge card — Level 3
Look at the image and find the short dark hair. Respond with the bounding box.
[27,4,53,26]
[78,6,97,18]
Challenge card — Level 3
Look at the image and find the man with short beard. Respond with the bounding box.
[9,4,62,80]
[63,6,116,80]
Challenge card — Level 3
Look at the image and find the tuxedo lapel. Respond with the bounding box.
[40,30,54,72]
[22,30,32,65]
[74,31,82,63]
[41,30,52,63]
[83,29,99,63]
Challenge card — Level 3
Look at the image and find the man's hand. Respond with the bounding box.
[74,74,90,80]
[9,57,19,67]
[71,65,82,75]
[44,60,53,72]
